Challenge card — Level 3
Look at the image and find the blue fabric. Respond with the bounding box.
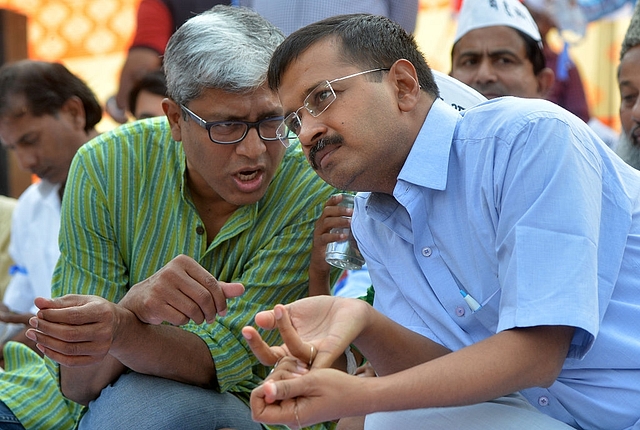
[0,400,25,430]
[353,97,640,430]
[556,42,571,81]
[78,372,263,430]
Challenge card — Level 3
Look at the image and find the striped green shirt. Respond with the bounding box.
[20,117,337,429]
[0,341,81,429]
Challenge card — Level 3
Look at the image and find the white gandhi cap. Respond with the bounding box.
[453,0,542,47]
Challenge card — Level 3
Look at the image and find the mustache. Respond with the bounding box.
[309,135,344,170]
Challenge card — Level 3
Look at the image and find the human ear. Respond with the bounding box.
[61,96,86,130]
[389,59,421,112]
[536,67,555,98]
[163,98,183,142]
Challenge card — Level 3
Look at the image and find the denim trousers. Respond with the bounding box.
[0,400,25,430]
[78,372,262,430]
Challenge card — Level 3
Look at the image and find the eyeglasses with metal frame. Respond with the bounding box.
[276,68,390,148]
[180,104,284,145]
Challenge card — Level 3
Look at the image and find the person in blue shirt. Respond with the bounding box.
[242,12,640,430]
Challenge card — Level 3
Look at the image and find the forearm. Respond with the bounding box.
[362,326,574,414]
[353,303,451,375]
[109,312,217,388]
[60,310,218,405]
[308,264,333,296]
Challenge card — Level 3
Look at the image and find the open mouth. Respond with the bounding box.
[237,169,259,181]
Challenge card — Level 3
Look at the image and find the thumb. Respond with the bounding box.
[220,282,245,299]
[262,376,307,404]
[34,294,91,311]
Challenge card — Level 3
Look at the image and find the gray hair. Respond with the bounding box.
[163,5,284,105]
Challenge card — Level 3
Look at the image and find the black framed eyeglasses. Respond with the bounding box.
[276,68,390,147]
[180,104,284,145]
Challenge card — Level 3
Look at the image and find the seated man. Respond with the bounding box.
[26,6,338,430]
[245,11,640,430]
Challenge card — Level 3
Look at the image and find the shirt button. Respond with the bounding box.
[455,306,465,317]
[421,247,432,257]
[538,396,549,407]
[195,225,205,235]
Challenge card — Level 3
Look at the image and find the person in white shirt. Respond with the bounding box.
[0,60,101,358]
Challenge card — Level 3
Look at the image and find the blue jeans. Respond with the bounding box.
[79,372,262,430]
[0,400,25,430]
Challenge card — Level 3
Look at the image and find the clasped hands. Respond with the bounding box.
[24,254,244,367]
[242,295,371,428]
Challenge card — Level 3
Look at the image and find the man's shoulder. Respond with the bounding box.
[458,97,577,137]
[464,96,561,116]
[77,118,176,164]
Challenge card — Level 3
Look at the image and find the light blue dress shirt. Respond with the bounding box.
[352,97,640,430]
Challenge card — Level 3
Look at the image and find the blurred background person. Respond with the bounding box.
[128,68,167,120]
[0,59,101,429]
[450,0,555,99]
[106,0,231,123]
[0,60,101,360]
[0,195,16,301]
[616,0,640,168]
[525,0,591,122]
[524,0,619,148]
[241,0,419,35]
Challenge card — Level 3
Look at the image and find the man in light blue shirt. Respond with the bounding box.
[245,12,640,430]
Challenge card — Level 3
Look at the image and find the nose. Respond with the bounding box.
[296,112,325,148]
[14,148,38,172]
[474,58,497,85]
[235,127,267,158]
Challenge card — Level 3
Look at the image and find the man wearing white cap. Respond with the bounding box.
[450,0,555,99]
[616,0,640,169]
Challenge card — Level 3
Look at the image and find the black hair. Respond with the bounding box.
[268,14,439,98]
[0,60,102,131]
[128,69,167,116]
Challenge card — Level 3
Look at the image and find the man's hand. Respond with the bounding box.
[243,296,369,369]
[308,194,353,296]
[119,254,245,326]
[26,295,127,367]
[0,303,32,325]
[251,363,366,428]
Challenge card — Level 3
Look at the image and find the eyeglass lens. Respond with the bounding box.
[277,80,337,143]
[276,68,388,147]
[209,118,281,144]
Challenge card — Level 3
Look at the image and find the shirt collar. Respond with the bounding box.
[397,98,460,191]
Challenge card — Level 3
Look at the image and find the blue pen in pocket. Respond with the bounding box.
[9,265,27,276]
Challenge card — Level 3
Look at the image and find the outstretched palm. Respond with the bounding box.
[243,295,369,369]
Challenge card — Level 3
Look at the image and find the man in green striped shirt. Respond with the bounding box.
[23,6,338,430]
